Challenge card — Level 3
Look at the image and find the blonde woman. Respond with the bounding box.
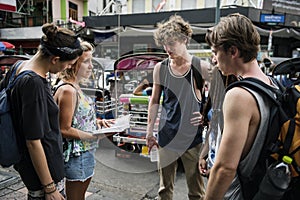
[53,41,112,200]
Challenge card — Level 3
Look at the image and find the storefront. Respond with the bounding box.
[84,6,300,59]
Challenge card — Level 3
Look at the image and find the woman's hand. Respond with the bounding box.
[45,189,65,200]
[96,119,115,128]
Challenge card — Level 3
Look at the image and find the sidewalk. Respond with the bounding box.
[0,166,26,199]
[0,167,105,199]
[0,140,200,200]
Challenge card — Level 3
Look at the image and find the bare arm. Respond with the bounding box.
[204,87,257,200]
[27,140,64,199]
[146,63,162,149]
[200,60,211,83]
[55,85,96,140]
[199,132,210,176]
[133,79,150,95]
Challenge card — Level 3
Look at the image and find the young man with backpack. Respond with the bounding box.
[203,13,279,199]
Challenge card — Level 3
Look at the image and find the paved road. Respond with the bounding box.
[0,137,206,199]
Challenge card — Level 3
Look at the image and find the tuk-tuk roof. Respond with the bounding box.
[0,55,31,66]
[114,52,168,71]
[273,57,300,75]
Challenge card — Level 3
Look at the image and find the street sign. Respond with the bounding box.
[260,14,285,24]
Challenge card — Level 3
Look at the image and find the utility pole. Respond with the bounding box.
[215,0,221,24]
[46,0,49,23]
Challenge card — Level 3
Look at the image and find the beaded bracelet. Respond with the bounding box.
[44,181,55,188]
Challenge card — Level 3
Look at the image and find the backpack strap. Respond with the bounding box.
[6,61,35,91]
[226,77,282,106]
[284,118,300,175]
[191,56,204,91]
[226,77,288,152]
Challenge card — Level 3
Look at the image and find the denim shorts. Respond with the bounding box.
[64,150,95,182]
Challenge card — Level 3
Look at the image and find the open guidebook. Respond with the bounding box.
[92,115,131,135]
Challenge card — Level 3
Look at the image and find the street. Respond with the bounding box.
[86,137,192,200]
[0,136,201,200]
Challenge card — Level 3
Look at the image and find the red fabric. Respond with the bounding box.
[0,4,16,12]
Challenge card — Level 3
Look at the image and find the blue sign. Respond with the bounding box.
[260,14,285,23]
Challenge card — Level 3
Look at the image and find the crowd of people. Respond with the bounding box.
[0,12,297,200]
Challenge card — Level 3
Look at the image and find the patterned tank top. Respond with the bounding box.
[63,90,98,162]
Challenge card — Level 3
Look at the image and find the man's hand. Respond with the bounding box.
[199,158,210,178]
[146,134,158,152]
[190,111,204,126]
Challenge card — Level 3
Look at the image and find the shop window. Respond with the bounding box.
[181,0,196,9]
[132,0,145,13]
[205,0,216,8]
[69,2,78,21]
[152,0,164,12]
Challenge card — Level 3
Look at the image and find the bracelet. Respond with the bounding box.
[45,187,57,194]
[43,181,55,189]
[43,181,56,194]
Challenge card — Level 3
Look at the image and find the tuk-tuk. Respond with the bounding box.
[111,52,168,158]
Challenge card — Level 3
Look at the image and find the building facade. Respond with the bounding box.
[0,0,91,55]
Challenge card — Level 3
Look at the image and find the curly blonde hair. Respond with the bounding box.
[59,41,94,81]
[154,15,193,46]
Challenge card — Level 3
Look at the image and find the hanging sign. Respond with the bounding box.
[0,0,16,12]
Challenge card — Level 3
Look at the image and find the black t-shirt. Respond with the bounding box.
[10,72,64,191]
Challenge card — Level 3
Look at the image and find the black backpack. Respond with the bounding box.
[226,77,300,200]
[0,62,33,167]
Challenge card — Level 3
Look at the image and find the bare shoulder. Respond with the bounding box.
[153,62,162,84]
[224,87,257,112]
[55,83,77,100]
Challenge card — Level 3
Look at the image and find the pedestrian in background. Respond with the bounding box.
[199,62,237,178]
[146,14,210,200]
[53,41,114,200]
[0,23,83,199]
[204,13,275,200]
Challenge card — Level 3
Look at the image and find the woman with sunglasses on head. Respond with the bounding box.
[0,23,83,200]
[53,41,114,200]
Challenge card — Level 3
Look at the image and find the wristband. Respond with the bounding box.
[43,181,54,188]
[44,181,56,194]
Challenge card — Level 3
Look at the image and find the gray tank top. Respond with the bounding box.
[158,57,204,153]
[224,87,272,200]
